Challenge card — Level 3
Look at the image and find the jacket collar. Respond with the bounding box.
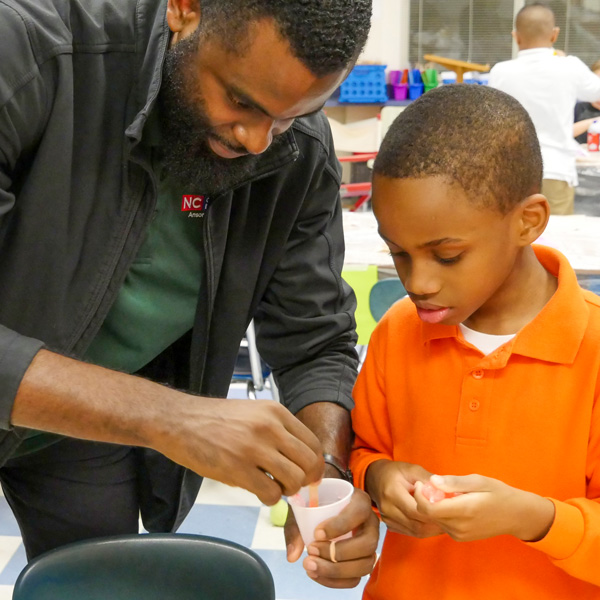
[421,245,588,365]
[125,0,171,145]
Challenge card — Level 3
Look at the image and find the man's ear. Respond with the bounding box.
[514,193,550,246]
[511,30,519,44]
[550,26,560,44]
[166,0,200,43]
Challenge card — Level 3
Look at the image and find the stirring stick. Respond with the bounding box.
[308,483,319,507]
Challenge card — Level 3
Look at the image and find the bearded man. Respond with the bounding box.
[0,0,378,587]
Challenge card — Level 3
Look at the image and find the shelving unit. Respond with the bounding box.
[324,98,411,127]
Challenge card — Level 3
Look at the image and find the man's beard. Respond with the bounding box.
[157,31,261,196]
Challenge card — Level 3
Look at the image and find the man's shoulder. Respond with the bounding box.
[292,111,333,152]
[0,0,143,58]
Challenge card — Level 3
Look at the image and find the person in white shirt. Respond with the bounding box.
[489,2,600,215]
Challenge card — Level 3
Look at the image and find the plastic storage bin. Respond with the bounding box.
[408,69,424,100]
[409,84,424,99]
[422,69,438,93]
[339,65,388,103]
[389,69,409,100]
[392,84,408,100]
[441,71,457,85]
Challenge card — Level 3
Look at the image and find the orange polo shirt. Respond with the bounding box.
[350,246,600,599]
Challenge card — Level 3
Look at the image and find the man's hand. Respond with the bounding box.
[160,396,325,506]
[413,474,556,542]
[13,350,325,507]
[365,459,445,538]
[284,487,379,589]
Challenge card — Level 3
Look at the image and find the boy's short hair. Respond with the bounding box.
[373,84,543,214]
[516,3,555,37]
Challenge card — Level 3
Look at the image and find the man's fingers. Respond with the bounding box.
[245,469,289,506]
[276,403,323,461]
[256,403,324,489]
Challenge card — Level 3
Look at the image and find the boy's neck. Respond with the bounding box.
[463,246,558,335]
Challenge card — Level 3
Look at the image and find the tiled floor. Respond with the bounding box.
[0,383,383,600]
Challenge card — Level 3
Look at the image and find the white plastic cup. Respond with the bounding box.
[287,478,354,546]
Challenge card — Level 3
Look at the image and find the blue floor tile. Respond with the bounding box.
[254,549,367,600]
[177,504,261,548]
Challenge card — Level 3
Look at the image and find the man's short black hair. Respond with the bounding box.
[374,84,543,214]
[198,0,372,77]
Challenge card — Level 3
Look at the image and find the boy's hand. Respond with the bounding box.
[365,460,445,538]
[285,488,379,589]
[414,474,556,542]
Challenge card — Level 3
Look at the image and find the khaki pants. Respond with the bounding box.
[541,179,575,215]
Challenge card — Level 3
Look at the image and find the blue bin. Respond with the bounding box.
[409,83,424,99]
[339,65,388,103]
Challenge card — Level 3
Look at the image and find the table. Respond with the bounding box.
[576,146,600,217]
[343,210,600,275]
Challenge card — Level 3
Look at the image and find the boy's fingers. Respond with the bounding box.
[314,489,376,540]
[431,473,485,493]
[284,508,305,563]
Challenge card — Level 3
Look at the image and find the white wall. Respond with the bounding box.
[357,0,410,70]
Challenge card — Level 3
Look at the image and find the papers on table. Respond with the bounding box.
[343,210,390,267]
[343,210,600,274]
[539,215,600,274]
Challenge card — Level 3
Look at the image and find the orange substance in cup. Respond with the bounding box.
[308,483,319,507]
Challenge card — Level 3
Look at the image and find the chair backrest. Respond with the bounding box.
[13,533,276,600]
[369,277,407,322]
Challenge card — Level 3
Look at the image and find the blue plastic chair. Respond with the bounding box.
[369,277,407,322]
[13,533,275,600]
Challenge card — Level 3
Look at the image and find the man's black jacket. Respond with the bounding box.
[0,0,358,526]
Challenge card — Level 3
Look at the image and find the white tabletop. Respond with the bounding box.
[576,145,600,167]
[343,210,600,275]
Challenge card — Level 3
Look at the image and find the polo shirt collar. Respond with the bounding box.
[517,47,555,59]
[421,245,588,365]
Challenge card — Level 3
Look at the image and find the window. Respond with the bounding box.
[409,0,600,68]
[409,0,514,67]
[554,1,600,67]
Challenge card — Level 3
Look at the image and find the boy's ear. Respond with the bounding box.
[167,0,200,42]
[514,193,550,246]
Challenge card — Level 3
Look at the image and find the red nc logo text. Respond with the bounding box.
[181,195,208,212]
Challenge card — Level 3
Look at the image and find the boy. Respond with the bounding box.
[349,84,600,599]
[489,2,600,215]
